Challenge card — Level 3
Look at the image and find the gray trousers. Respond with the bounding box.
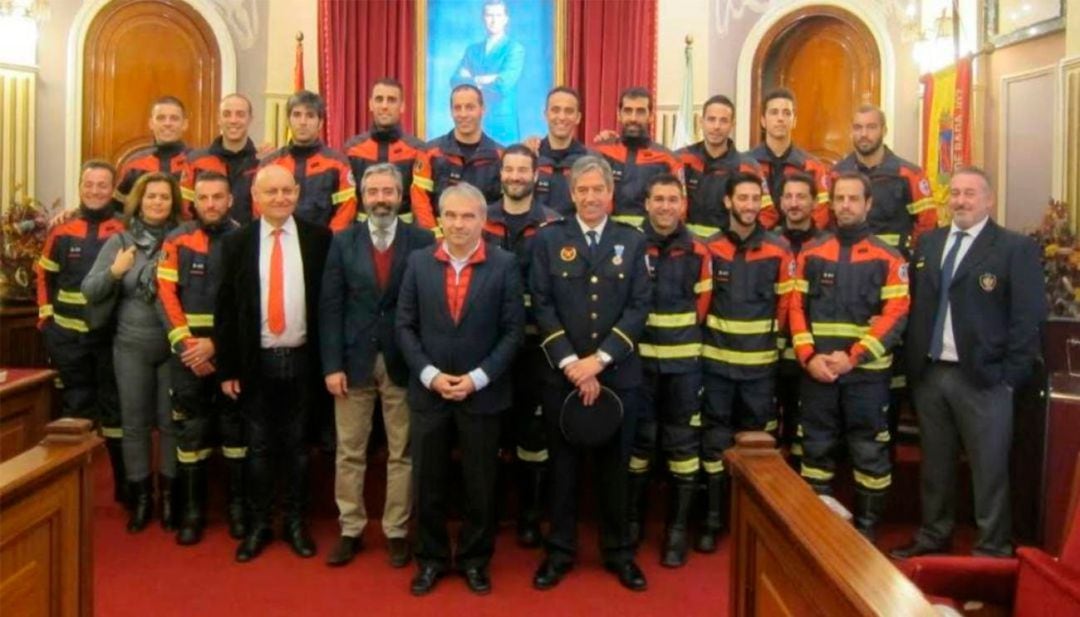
[913,362,1014,556]
[114,337,176,481]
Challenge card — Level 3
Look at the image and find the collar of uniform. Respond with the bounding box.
[288,140,322,158]
[539,137,587,160]
[852,147,900,174]
[836,222,871,245]
[440,131,498,158]
[261,215,297,239]
[489,199,550,226]
[725,223,764,249]
[695,139,738,164]
[156,140,187,158]
[576,215,608,240]
[644,219,692,251]
[211,136,256,159]
[371,124,402,143]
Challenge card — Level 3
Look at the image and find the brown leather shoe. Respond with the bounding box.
[388,537,412,568]
[326,535,362,567]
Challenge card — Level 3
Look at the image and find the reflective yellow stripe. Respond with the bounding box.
[800,464,834,481]
[815,191,829,205]
[157,266,179,282]
[854,470,892,490]
[790,442,803,456]
[221,446,248,459]
[522,293,532,307]
[792,332,814,347]
[762,194,775,207]
[860,355,893,370]
[54,314,89,333]
[776,337,788,349]
[37,256,61,272]
[689,412,701,427]
[686,223,720,238]
[101,426,124,439]
[171,409,186,421]
[185,313,214,328]
[702,345,778,365]
[541,330,565,347]
[399,212,414,224]
[629,456,650,473]
[668,457,700,475]
[879,284,908,300]
[694,278,713,293]
[432,226,444,238]
[907,198,937,215]
[874,430,891,443]
[811,322,868,338]
[797,425,804,438]
[181,186,197,201]
[876,233,901,246]
[706,315,776,334]
[764,419,778,432]
[702,459,725,474]
[890,375,907,389]
[332,187,356,205]
[610,214,644,229]
[176,448,214,463]
[638,342,701,359]
[612,327,634,349]
[775,280,795,294]
[168,326,193,346]
[793,279,809,292]
[39,304,54,318]
[859,335,886,358]
[516,446,549,463]
[646,312,697,328]
[57,289,87,305]
[781,347,797,361]
[413,175,434,191]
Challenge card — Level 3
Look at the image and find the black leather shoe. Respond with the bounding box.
[285,523,317,558]
[325,535,361,566]
[889,538,950,560]
[388,538,412,568]
[410,565,444,596]
[463,567,491,595]
[605,561,647,592]
[532,559,573,590]
[235,528,273,563]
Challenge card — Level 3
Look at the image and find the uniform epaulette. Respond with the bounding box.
[864,233,905,258]
[612,218,644,231]
[540,217,567,228]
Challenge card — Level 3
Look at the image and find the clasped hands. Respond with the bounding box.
[182,337,216,377]
[564,355,605,407]
[431,373,477,401]
[806,351,854,383]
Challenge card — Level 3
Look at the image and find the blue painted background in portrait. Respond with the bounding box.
[426,0,554,145]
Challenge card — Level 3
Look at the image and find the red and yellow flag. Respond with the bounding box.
[920,57,972,223]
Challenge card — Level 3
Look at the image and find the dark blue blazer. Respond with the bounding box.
[396,243,525,414]
[906,219,1046,389]
[320,222,435,387]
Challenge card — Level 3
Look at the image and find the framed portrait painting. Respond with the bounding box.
[415,0,566,143]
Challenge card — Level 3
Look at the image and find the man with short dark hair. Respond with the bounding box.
[532,87,591,216]
[181,93,261,224]
[116,96,191,203]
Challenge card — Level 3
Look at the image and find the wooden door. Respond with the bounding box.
[752,7,880,165]
[82,0,220,166]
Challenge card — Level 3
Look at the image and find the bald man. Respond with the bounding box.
[214,165,332,563]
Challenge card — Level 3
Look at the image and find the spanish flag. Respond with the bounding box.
[920,57,972,222]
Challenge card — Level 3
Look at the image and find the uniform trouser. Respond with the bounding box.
[114,336,175,481]
[889,346,909,445]
[168,357,245,462]
[507,345,548,464]
[542,379,637,567]
[776,360,802,454]
[631,369,702,476]
[799,376,892,494]
[913,363,1014,556]
[701,372,777,474]
[43,323,121,435]
[411,404,501,571]
[334,353,411,539]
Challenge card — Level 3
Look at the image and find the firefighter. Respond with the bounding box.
[259,90,357,232]
[699,172,793,553]
[481,144,561,547]
[36,160,127,503]
[116,96,191,203]
[789,170,910,542]
[627,173,711,568]
[533,86,591,217]
[156,171,244,545]
[181,93,261,225]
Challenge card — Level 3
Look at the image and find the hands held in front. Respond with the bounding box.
[807,351,855,383]
[181,338,216,376]
[565,355,605,407]
[325,371,348,398]
[431,373,477,401]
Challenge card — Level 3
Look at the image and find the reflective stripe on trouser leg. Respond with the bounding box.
[701,372,736,473]
[797,376,842,490]
[844,379,893,493]
[169,357,216,465]
[657,370,702,476]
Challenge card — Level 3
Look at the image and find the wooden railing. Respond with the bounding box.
[726,432,936,616]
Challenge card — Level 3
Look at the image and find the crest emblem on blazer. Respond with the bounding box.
[560,246,577,262]
[979,272,997,292]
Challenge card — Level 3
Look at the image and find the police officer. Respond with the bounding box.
[260,90,357,232]
[677,94,767,238]
[530,155,651,592]
[156,171,243,545]
[699,172,794,552]
[481,144,561,547]
[412,84,504,231]
[789,170,910,542]
[531,86,591,216]
[181,94,261,225]
[343,78,426,225]
[116,96,191,203]
[628,173,711,568]
[593,87,682,228]
[36,160,127,503]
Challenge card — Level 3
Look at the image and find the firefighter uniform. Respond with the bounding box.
[36,207,126,500]
[343,125,425,224]
[699,225,793,551]
[594,136,683,229]
[258,142,357,232]
[116,141,189,203]
[181,137,259,225]
[789,223,910,539]
[749,143,831,230]
[629,220,711,565]
[411,131,504,231]
[677,139,770,238]
[482,199,562,546]
[535,138,590,217]
[156,218,246,542]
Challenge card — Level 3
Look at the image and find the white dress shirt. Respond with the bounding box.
[938,215,989,362]
[259,216,307,348]
[369,217,398,251]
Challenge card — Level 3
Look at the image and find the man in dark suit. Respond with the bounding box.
[320,164,434,568]
[891,167,1046,559]
[215,164,332,563]
[396,182,525,596]
[530,155,652,592]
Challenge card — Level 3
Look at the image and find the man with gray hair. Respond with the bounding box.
[397,182,525,595]
[320,163,435,568]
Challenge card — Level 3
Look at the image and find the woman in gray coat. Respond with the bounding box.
[83,172,181,533]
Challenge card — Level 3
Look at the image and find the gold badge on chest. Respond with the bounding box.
[560,246,577,262]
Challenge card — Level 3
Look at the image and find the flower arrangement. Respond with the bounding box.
[1031,199,1080,318]
[1,186,62,302]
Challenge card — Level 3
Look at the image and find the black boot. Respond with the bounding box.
[104,437,129,507]
[159,474,178,532]
[695,473,729,553]
[176,463,206,546]
[854,490,887,543]
[516,463,545,548]
[661,475,697,567]
[126,478,153,533]
[226,458,248,540]
[626,471,650,547]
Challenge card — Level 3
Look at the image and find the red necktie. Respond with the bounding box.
[268,229,286,335]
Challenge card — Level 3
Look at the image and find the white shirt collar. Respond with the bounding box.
[576,215,608,240]
[261,216,297,238]
[949,215,989,240]
[368,216,399,237]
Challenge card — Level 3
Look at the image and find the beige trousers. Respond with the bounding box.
[334,353,411,538]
